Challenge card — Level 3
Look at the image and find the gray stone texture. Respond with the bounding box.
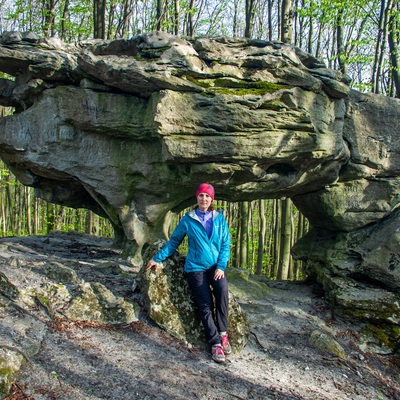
[1,31,400,348]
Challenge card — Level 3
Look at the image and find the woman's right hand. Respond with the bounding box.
[146,258,159,270]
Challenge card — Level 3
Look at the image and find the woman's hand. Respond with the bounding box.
[214,269,225,280]
[146,258,160,270]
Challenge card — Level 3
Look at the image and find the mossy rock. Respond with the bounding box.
[0,272,19,299]
[44,261,81,284]
[0,349,24,398]
[310,330,346,359]
[228,267,273,302]
[139,247,249,353]
[182,74,290,96]
[35,281,139,324]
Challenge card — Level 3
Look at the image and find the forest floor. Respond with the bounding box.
[2,232,400,400]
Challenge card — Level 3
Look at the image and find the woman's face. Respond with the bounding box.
[197,193,213,211]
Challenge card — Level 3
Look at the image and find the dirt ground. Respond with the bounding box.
[2,232,400,400]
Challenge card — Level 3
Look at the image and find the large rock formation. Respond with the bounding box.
[0,31,399,348]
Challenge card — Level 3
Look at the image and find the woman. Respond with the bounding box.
[146,183,231,363]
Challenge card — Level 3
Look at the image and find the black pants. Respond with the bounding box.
[186,266,229,346]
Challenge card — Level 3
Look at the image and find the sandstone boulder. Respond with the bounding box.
[139,242,250,353]
[0,31,400,349]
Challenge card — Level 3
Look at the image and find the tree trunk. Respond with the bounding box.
[256,199,267,275]
[186,0,195,36]
[25,186,31,235]
[93,0,107,38]
[336,8,347,74]
[272,199,281,277]
[156,0,164,31]
[281,0,293,43]
[86,210,100,235]
[120,0,134,37]
[239,202,249,268]
[173,0,179,35]
[60,0,70,40]
[245,0,255,38]
[388,1,400,98]
[232,0,240,37]
[46,202,55,234]
[43,0,56,38]
[268,0,273,41]
[277,198,292,280]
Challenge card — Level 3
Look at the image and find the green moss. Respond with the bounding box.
[182,74,290,96]
[0,273,19,299]
[139,46,171,59]
[183,74,213,88]
[360,324,397,348]
[210,87,275,96]
[213,78,284,91]
[0,366,13,375]
[258,99,286,110]
[0,364,16,398]
[36,294,50,307]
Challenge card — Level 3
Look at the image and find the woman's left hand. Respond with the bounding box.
[214,269,225,280]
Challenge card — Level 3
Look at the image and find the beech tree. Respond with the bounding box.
[245,0,255,38]
[388,0,400,97]
[93,0,106,38]
[281,0,293,43]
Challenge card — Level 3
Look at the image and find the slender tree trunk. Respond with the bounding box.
[336,8,347,74]
[388,1,400,97]
[250,202,255,271]
[93,0,107,38]
[293,0,300,46]
[156,0,164,31]
[60,0,69,40]
[245,0,255,38]
[307,0,313,54]
[173,0,179,35]
[372,0,387,93]
[46,202,55,234]
[55,206,65,231]
[232,0,240,37]
[33,198,38,235]
[120,0,134,37]
[373,0,392,94]
[239,202,249,268]
[315,20,324,59]
[42,0,56,38]
[272,199,281,277]
[268,0,273,41]
[108,2,116,38]
[25,186,31,235]
[277,198,292,280]
[1,190,5,234]
[256,199,267,275]
[186,0,195,36]
[281,0,292,43]
[86,210,100,235]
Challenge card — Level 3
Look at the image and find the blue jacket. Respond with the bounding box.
[153,209,231,272]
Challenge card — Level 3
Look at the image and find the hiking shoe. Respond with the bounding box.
[211,344,225,363]
[221,333,232,355]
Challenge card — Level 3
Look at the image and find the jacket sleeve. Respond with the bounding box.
[216,214,231,271]
[153,218,187,263]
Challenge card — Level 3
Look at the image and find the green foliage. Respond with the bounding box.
[0,161,113,238]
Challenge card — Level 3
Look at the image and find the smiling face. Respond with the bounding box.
[197,192,213,211]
